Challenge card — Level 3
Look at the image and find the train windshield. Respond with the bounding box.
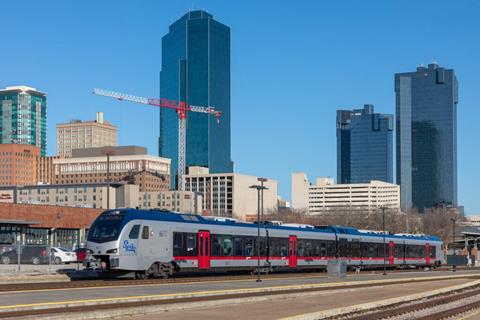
[87,214,124,243]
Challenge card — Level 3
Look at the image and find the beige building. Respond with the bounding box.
[184,167,278,220]
[0,183,201,214]
[1,184,116,209]
[292,173,400,214]
[138,191,203,214]
[56,112,117,158]
[36,155,61,184]
[53,146,170,192]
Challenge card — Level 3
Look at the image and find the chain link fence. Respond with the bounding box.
[0,243,84,275]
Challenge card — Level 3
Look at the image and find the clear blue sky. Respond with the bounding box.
[2,1,479,214]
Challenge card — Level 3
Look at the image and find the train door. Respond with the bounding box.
[388,241,394,265]
[198,231,210,269]
[288,235,298,267]
[425,243,430,266]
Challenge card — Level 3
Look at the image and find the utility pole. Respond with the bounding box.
[102,148,114,210]
[249,183,268,283]
[381,206,388,276]
[451,217,457,272]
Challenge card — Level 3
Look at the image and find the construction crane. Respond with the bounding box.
[93,88,221,191]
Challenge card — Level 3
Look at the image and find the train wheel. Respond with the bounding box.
[135,271,146,280]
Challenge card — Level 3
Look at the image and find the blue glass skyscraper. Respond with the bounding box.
[395,63,458,212]
[160,10,233,188]
[337,104,393,184]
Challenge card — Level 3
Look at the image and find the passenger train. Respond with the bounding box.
[86,208,444,279]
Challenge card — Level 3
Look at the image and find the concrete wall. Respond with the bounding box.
[291,172,309,210]
[232,174,278,220]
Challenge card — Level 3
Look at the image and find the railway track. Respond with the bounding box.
[0,267,469,293]
[330,284,480,320]
[1,274,480,319]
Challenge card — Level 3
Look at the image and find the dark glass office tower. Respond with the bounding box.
[337,104,393,184]
[160,10,233,188]
[395,63,458,212]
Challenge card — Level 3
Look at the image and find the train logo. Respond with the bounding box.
[123,240,136,254]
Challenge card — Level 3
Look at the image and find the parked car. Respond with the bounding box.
[74,247,91,263]
[51,247,77,264]
[0,246,50,265]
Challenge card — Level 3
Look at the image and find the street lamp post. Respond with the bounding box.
[249,183,268,283]
[451,218,457,272]
[381,206,387,276]
[102,148,115,210]
[258,178,267,222]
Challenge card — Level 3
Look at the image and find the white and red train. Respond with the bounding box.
[86,209,444,278]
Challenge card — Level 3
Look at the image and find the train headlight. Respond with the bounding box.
[106,248,118,254]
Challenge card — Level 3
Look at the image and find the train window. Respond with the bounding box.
[430,246,436,258]
[245,238,254,257]
[173,233,197,257]
[173,233,183,249]
[327,241,336,257]
[368,243,375,258]
[269,238,280,257]
[298,241,305,257]
[338,239,347,257]
[221,236,233,256]
[141,226,149,240]
[211,235,222,256]
[128,225,140,239]
[280,238,288,257]
[361,243,368,258]
[186,234,196,254]
[234,237,243,256]
[320,242,326,257]
[351,240,361,258]
[304,241,313,257]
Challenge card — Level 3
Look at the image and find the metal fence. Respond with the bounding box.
[0,244,83,274]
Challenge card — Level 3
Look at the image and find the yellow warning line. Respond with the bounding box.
[0,275,327,295]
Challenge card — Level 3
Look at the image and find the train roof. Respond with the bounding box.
[104,208,442,242]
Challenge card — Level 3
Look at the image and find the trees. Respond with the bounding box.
[263,206,463,243]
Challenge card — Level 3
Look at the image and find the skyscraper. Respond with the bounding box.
[395,63,458,212]
[337,104,393,184]
[0,86,47,156]
[160,10,233,189]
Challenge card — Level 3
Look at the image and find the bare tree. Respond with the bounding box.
[263,205,461,242]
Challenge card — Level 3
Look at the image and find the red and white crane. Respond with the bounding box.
[93,88,221,191]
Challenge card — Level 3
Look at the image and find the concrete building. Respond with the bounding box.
[0,183,116,209]
[36,155,60,185]
[138,191,203,214]
[0,86,47,156]
[56,112,117,158]
[395,63,458,212]
[160,11,233,189]
[0,144,40,187]
[291,173,400,214]
[0,183,202,214]
[53,146,170,192]
[184,167,277,220]
[277,196,290,209]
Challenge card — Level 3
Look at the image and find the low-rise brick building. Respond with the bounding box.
[0,203,102,248]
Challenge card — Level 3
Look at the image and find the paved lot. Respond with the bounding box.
[0,270,477,309]
[0,263,82,275]
[122,278,473,320]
